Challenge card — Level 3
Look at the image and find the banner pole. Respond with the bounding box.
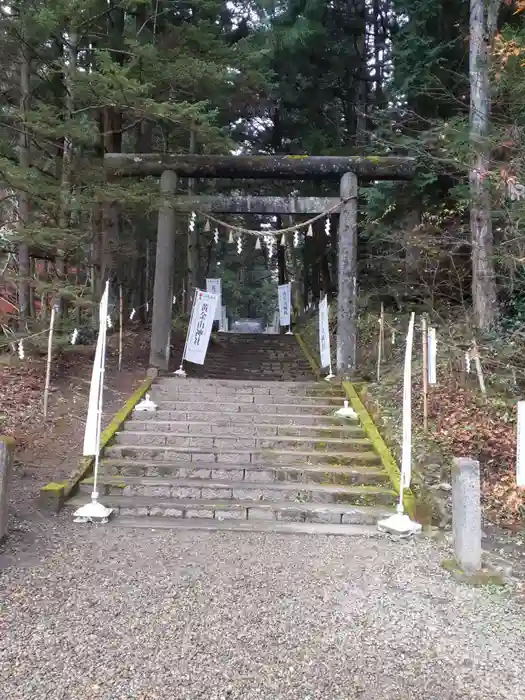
[378,312,421,536]
[73,281,113,523]
[92,289,109,502]
[118,284,123,372]
[422,314,428,432]
[175,288,197,377]
[43,306,56,418]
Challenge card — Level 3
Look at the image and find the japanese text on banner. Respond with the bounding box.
[318,296,331,369]
[278,283,291,327]
[184,290,218,365]
[206,278,222,321]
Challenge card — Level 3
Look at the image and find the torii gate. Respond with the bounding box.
[104,154,415,377]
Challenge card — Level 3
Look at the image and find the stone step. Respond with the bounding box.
[78,475,396,505]
[185,372,313,381]
[156,381,342,396]
[105,517,381,537]
[205,351,305,358]
[103,445,381,466]
[123,420,365,438]
[182,364,312,372]
[132,411,355,426]
[153,394,342,406]
[160,379,323,389]
[68,494,393,525]
[192,354,310,361]
[152,401,342,414]
[113,431,372,452]
[101,459,388,485]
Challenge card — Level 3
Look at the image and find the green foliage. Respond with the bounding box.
[2,0,525,335]
[215,237,277,325]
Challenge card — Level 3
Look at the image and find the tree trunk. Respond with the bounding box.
[354,0,368,144]
[98,1,124,297]
[56,29,78,319]
[186,130,199,310]
[17,44,31,328]
[469,0,500,329]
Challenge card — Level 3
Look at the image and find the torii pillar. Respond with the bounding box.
[149,170,177,369]
[337,172,358,377]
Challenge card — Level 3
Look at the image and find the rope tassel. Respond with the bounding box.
[307,223,313,237]
[255,236,261,250]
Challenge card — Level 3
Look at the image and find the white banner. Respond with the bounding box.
[206,278,222,321]
[401,312,416,490]
[517,402,525,487]
[278,283,291,327]
[318,296,331,369]
[184,289,218,365]
[427,327,437,385]
[83,282,109,456]
[219,304,227,331]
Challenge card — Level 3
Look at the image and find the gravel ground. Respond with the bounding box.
[1,517,524,700]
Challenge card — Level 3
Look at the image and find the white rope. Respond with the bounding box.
[196,195,355,237]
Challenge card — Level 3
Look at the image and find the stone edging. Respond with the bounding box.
[294,333,321,380]
[293,330,415,517]
[38,371,157,513]
[342,382,416,518]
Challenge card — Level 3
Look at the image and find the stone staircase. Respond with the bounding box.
[173,332,314,380]
[69,335,397,534]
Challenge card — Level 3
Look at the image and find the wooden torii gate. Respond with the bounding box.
[105,154,416,377]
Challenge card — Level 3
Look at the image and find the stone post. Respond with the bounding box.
[451,457,482,573]
[337,171,358,377]
[0,437,14,543]
[149,169,178,370]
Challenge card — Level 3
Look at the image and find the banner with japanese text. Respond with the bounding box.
[318,296,331,369]
[83,281,109,456]
[206,278,222,321]
[184,290,219,365]
[278,283,291,327]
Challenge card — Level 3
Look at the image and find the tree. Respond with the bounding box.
[470,0,501,329]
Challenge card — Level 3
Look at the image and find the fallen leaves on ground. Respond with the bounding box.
[422,381,523,526]
[0,361,46,448]
[0,328,149,477]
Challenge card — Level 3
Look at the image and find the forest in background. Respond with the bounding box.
[2,0,525,347]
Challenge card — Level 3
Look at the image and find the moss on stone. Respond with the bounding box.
[342,381,416,517]
[0,435,15,447]
[39,375,154,511]
[440,559,506,587]
[99,377,154,450]
[40,481,68,492]
[294,333,321,380]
